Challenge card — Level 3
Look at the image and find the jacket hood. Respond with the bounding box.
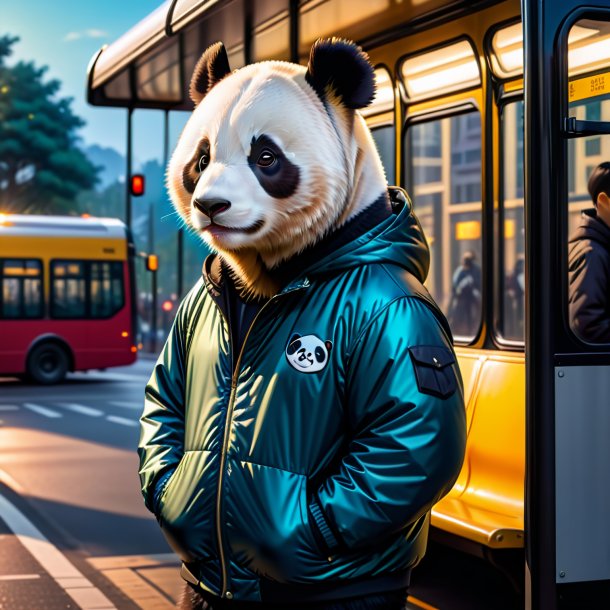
[569,208,610,247]
[296,188,430,284]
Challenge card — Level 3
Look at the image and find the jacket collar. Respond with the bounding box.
[202,189,394,301]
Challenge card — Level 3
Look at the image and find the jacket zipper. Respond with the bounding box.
[214,279,310,599]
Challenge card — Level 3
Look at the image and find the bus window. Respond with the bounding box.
[51,261,86,318]
[371,125,395,185]
[52,260,125,319]
[90,262,124,318]
[0,259,42,319]
[406,112,483,342]
[566,19,610,345]
[499,100,525,343]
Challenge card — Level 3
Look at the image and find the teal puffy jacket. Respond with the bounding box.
[138,190,466,603]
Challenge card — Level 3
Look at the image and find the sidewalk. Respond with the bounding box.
[0,486,182,610]
[0,514,123,609]
[0,489,125,610]
[0,501,182,610]
[0,515,77,609]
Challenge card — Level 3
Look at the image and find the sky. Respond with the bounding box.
[1,0,185,164]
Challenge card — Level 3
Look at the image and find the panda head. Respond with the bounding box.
[285,333,332,373]
[167,38,387,283]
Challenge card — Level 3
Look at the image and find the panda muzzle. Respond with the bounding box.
[193,197,232,219]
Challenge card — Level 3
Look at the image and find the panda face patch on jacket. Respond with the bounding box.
[167,39,388,298]
[286,333,332,373]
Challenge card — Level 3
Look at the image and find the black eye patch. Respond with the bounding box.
[247,134,299,199]
[315,346,326,363]
[182,137,211,194]
[286,339,302,355]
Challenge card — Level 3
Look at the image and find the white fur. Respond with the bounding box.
[167,59,387,293]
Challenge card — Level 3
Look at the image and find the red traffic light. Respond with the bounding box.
[162,300,174,312]
[130,174,145,197]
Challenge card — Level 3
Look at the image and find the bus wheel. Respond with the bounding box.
[27,343,69,385]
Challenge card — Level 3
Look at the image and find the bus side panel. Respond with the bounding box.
[66,258,137,371]
[68,315,137,370]
[0,321,32,374]
[0,315,136,375]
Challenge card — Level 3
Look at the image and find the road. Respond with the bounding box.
[0,357,521,609]
[0,357,183,609]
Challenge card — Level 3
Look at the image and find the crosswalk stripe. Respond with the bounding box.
[0,493,116,609]
[106,415,138,427]
[0,405,19,411]
[109,401,140,409]
[23,403,62,418]
[0,574,41,581]
[58,403,103,417]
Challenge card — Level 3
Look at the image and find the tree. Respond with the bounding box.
[0,35,98,214]
[77,179,125,220]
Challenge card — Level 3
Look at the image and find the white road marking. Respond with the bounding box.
[0,573,41,581]
[106,415,138,427]
[69,372,148,383]
[0,405,19,411]
[0,492,116,609]
[58,403,103,417]
[110,401,141,410]
[22,403,62,418]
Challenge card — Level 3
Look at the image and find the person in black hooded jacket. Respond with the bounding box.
[568,162,610,343]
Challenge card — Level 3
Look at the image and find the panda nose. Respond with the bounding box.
[193,197,231,219]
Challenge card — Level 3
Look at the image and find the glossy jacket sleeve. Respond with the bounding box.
[569,246,610,343]
[309,297,467,553]
[138,293,191,515]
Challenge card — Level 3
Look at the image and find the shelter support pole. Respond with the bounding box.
[149,201,157,353]
[289,0,299,63]
[126,108,133,229]
[523,0,558,607]
[163,110,184,298]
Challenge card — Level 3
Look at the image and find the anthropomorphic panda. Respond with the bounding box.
[139,38,466,610]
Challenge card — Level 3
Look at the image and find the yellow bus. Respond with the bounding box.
[87,1,610,605]
[0,214,137,383]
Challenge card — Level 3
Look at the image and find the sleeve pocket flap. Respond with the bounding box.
[408,345,457,399]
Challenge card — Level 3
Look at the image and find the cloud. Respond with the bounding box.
[63,29,108,42]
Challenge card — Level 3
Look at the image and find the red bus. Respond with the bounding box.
[0,214,138,383]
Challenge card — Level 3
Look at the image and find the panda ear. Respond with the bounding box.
[325,340,333,353]
[189,41,231,105]
[288,333,301,345]
[305,38,375,110]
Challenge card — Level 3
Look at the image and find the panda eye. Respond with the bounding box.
[197,153,210,173]
[257,149,276,168]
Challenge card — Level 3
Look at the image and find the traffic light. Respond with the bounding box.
[146,254,158,272]
[130,174,145,197]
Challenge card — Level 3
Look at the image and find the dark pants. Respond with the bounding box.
[178,582,410,610]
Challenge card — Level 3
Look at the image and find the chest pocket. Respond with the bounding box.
[408,345,457,399]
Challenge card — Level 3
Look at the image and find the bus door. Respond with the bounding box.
[524,1,610,608]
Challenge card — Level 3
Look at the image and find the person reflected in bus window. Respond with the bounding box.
[568,162,610,343]
[506,255,525,339]
[448,250,481,338]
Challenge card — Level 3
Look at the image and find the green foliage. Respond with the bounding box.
[0,35,98,214]
[77,179,125,220]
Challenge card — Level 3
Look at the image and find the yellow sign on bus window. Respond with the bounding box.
[569,71,610,103]
[455,220,481,241]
